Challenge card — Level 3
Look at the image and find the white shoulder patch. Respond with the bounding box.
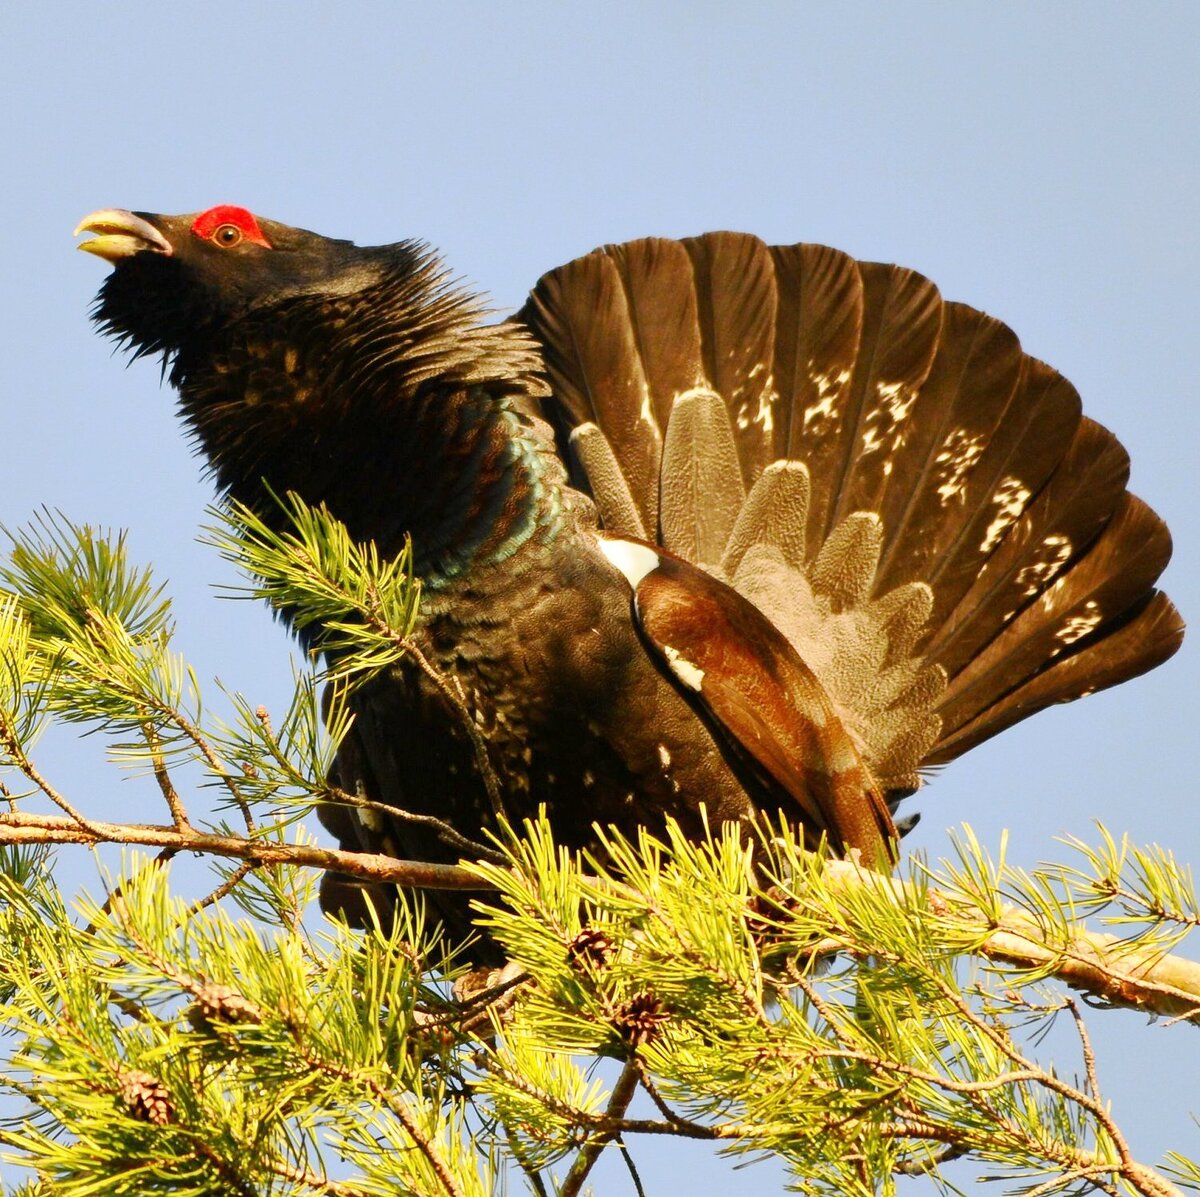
[356,805,384,833]
[597,536,661,589]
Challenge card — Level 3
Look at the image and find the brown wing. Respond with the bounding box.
[599,537,897,867]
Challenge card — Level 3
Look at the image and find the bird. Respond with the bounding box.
[75,205,1184,950]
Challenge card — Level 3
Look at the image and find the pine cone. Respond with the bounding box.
[119,1069,174,1125]
[188,982,262,1030]
[567,927,615,973]
[745,889,801,950]
[612,990,670,1047]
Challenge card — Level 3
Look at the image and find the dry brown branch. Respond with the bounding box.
[184,861,256,917]
[321,784,505,863]
[396,639,505,821]
[823,859,1200,1026]
[0,809,481,891]
[0,714,101,834]
[141,719,190,830]
[287,1033,466,1197]
[262,1161,378,1197]
[559,1057,641,1197]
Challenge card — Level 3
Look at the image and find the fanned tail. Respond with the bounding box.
[518,233,1183,796]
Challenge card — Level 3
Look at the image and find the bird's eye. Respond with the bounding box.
[213,224,243,247]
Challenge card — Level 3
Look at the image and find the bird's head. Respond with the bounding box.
[73,205,550,536]
[74,205,413,365]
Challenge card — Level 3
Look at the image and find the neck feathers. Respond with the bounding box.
[173,247,570,587]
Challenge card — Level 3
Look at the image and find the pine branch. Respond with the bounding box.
[559,1058,640,1197]
[0,809,480,890]
[4,502,1199,1194]
[820,858,1200,1025]
[468,816,1197,1193]
[5,802,1200,1021]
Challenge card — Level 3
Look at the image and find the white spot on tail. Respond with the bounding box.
[934,428,986,504]
[657,744,671,769]
[980,476,1032,552]
[859,381,917,459]
[663,644,705,691]
[803,391,837,432]
[877,380,916,416]
[804,366,850,434]
[1015,534,1072,596]
[753,381,777,435]
[1054,600,1103,649]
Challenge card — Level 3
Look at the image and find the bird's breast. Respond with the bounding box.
[339,540,757,864]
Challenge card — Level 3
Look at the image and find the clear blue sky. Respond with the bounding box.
[3,3,1198,1191]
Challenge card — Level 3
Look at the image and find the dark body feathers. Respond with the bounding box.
[78,209,1183,953]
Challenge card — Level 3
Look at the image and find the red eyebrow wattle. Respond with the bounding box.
[191,205,272,247]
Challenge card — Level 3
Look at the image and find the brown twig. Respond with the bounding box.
[1024,1168,1122,1197]
[183,861,256,917]
[822,859,1200,1026]
[0,810,484,891]
[142,719,190,830]
[1065,997,1101,1099]
[399,640,505,821]
[314,576,507,825]
[287,1037,466,1197]
[796,945,1186,1197]
[163,701,256,833]
[323,785,506,864]
[615,1135,647,1197]
[83,845,178,937]
[245,692,506,864]
[559,1057,641,1197]
[261,1160,377,1197]
[0,714,101,834]
[502,1125,551,1197]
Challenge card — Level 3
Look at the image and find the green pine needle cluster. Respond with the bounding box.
[468,817,1183,1193]
[0,499,1196,1196]
[204,492,421,682]
[2,849,484,1197]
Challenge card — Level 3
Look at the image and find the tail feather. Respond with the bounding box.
[524,251,662,534]
[931,589,1183,763]
[926,416,1130,679]
[768,243,863,465]
[681,234,779,487]
[517,233,1182,784]
[902,356,1083,636]
[934,493,1176,746]
[821,261,943,544]
[606,238,705,430]
[870,303,1023,596]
